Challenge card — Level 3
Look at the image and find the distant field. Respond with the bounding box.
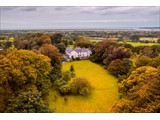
[47,60,119,112]
[90,39,103,43]
[140,37,159,41]
[0,37,15,43]
[90,38,118,43]
[119,41,160,47]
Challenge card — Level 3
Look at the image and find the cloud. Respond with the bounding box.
[54,7,67,11]
[100,7,160,16]
[1,6,18,11]
[20,7,37,12]
[96,6,119,11]
[1,6,159,29]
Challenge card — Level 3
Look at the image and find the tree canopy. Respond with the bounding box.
[112,66,160,113]
[0,49,52,112]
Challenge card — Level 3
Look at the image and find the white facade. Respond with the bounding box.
[69,50,78,58]
[65,47,92,59]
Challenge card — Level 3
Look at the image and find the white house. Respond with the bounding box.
[65,47,92,59]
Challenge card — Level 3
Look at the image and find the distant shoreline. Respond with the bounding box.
[1,27,160,32]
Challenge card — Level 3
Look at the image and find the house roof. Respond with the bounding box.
[66,47,73,53]
[74,47,82,53]
[66,47,92,54]
[74,47,91,53]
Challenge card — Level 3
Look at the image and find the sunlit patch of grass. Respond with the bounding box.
[119,41,159,47]
[47,60,119,112]
[90,39,103,43]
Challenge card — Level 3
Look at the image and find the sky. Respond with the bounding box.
[0,6,160,30]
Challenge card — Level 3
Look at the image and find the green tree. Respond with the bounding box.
[55,43,66,54]
[70,65,74,72]
[50,33,63,44]
[6,91,52,113]
[59,85,71,95]
[129,35,140,42]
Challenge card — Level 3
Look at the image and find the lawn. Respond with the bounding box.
[47,60,119,112]
[119,41,159,47]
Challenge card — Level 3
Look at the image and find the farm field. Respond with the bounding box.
[119,41,160,46]
[140,37,159,41]
[90,39,103,43]
[90,38,118,43]
[47,60,119,112]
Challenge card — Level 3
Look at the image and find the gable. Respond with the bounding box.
[70,50,78,55]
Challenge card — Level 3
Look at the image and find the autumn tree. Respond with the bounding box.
[135,55,160,68]
[70,77,93,95]
[15,33,51,50]
[107,59,133,80]
[75,36,93,48]
[90,40,117,63]
[135,55,152,68]
[39,44,62,70]
[143,47,154,57]
[112,66,160,113]
[103,46,132,65]
[37,34,51,46]
[0,49,52,112]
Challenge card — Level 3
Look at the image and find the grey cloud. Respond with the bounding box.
[96,6,118,11]
[1,6,18,11]
[101,7,139,15]
[54,7,68,11]
[20,7,37,12]
[148,10,159,15]
[1,6,159,30]
[80,10,93,14]
[101,7,159,16]
[146,7,160,15]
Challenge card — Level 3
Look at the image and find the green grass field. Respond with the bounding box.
[47,60,119,112]
[90,39,103,43]
[140,37,159,41]
[119,41,160,47]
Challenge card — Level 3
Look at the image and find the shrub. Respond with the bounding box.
[62,71,71,82]
[59,85,71,95]
[70,72,76,78]
[54,79,67,88]
[54,71,72,88]
[70,77,93,95]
